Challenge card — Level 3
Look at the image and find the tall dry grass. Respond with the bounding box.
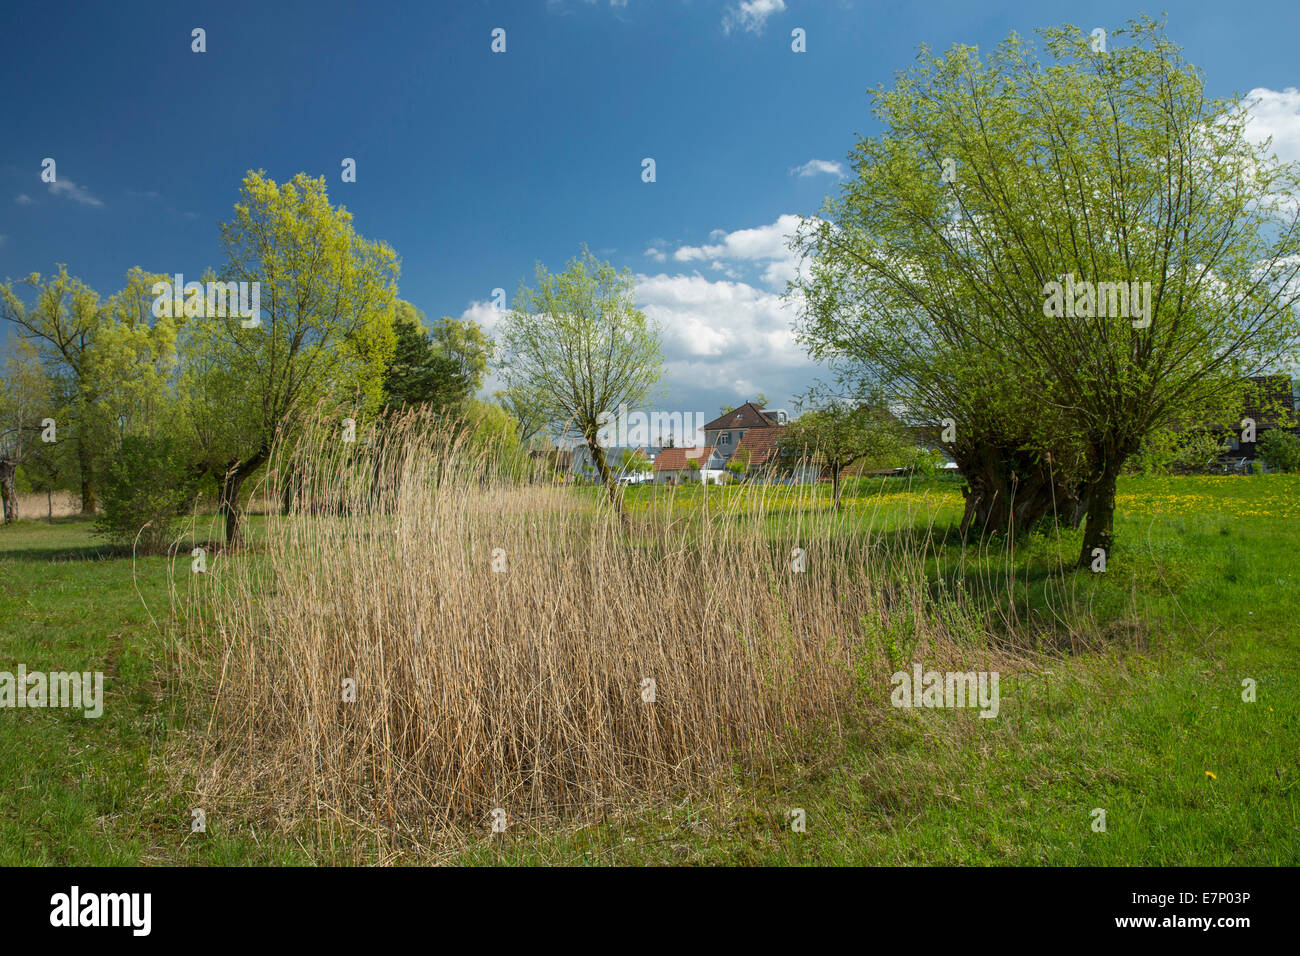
[172,413,1005,856]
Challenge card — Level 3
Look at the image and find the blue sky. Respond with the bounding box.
[4,0,1300,431]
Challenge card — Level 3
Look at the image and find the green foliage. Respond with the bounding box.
[94,436,200,554]
[792,16,1300,552]
[623,448,654,475]
[780,403,909,473]
[495,385,552,447]
[901,446,948,477]
[499,247,663,437]
[430,315,493,394]
[1258,429,1300,473]
[382,304,470,413]
[725,446,751,478]
[1127,428,1227,475]
[198,170,400,449]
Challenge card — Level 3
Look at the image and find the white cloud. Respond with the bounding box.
[1239,87,1300,165]
[670,214,808,292]
[673,213,801,264]
[723,0,786,35]
[790,158,845,179]
[15,194,33,205]
[631,270,814,417]
[458,216,823,423]
[47,179,103,207]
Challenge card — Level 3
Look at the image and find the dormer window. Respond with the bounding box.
[720,433,730,445]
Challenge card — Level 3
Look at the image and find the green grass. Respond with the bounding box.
[2,475,1297,865]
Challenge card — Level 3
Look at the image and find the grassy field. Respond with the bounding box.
[1,475,1297,865]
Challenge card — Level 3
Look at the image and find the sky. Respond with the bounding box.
[4,0,1300,440]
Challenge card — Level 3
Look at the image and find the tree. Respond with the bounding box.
[495,384,551,447]
[793,17,1300,564]
[725,446,751,481]
[1,266,105,513]
[430,316,492,395]
[497,246,663,512]
[197,170,399,545]
[382,302,470,413]
[779,403,910,511]
[0,340,51,522]
[623,447,654,479]
[94,435,200,554]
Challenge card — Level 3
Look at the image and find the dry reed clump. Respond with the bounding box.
[173,413,1002,852]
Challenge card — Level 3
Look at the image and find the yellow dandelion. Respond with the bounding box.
[1205,771,1217,780]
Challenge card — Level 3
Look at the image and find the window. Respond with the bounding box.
[720,433,730,446]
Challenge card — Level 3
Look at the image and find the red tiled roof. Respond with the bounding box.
[654,445,715,471]
[734,425,786,468]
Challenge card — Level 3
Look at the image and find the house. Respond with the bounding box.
[1217,375,1299,468]
[697,402,817,483]
[702,402,787,456]
[653,445,730,484]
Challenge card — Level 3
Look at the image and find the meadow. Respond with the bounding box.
[0,466,1296,865]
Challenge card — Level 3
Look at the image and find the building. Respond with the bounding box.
[1218,375,1299,468]
[696,402,814,483]
[652,445,729,484]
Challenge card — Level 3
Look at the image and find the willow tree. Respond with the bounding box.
[497,247,662,512]
[0,266,104,513]
[189,171,398,545]
[793,16,1300,564]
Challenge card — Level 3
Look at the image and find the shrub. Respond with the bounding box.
[1127,428,1225,475]
[1258,429,1300,473]
[95,436,200,553]
[902,446,948,477]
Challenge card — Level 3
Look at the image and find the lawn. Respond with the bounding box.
[1,475,1297,865]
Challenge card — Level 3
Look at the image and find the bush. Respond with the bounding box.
[902,446,948,477]
[1127,428,1225,475]
[95,436,200,553]
[1258,429,1300,473]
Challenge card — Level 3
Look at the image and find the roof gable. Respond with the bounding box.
[701,402,776,432]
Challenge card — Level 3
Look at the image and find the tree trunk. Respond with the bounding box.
[585,436,625,518]
[1078,465,1120,568]
[281,468,293,515]
[77,431,96,515]
[831,467,842,511]
[219,451,268,547]
[955,441,1086,538]
[0,458,16,524]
